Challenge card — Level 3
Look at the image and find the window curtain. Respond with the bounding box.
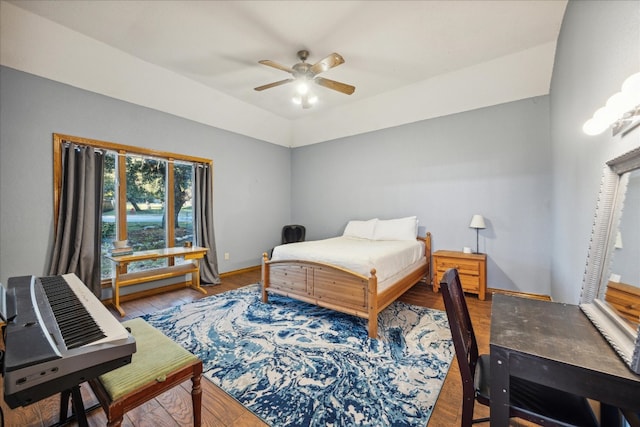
[194,163,220,284]
[49,143,104,297]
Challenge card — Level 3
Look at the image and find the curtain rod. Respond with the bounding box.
[63,142,209,167]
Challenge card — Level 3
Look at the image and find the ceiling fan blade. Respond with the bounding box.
[310,53,345,75]
[314,77,355,95]
[310,52,344,75]
[254,78,294,91]
[258,59,294,74]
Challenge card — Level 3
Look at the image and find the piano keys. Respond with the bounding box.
[39,275,107,349]
[3,273,136,408]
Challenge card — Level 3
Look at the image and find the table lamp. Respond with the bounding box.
[469,214,486,254]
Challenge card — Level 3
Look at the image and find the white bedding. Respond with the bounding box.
[270,236,425,283]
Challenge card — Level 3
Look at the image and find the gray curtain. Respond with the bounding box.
[49,143,104,297]
[194,163,220,284]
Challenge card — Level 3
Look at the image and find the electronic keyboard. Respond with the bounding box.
[2,273,136,408]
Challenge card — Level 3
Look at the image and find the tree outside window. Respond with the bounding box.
[100,154,197,278]
[174,162,195,250]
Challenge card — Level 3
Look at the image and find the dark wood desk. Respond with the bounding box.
[490,294,640,427]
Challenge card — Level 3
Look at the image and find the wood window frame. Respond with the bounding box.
[53,133,213,282]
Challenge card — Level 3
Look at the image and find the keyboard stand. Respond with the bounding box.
[54,385,100,427]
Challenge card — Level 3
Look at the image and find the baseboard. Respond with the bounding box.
[488,287,551,301]
[219,265,261,278]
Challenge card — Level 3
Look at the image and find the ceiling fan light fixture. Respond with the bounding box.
[292,92,317,108]
[256,50,355,109]
[296,81,309,95]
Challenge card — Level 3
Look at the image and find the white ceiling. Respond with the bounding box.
[1,0,568,146]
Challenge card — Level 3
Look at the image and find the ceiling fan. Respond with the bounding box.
[254,50,355,109]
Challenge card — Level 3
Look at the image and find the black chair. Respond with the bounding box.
[439,268,599,427]
[268,225,306,259]
[281,224,305,244]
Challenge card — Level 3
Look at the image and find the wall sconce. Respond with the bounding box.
[614,231,623,249]
[583,71,640,137]
[469,214,486,254]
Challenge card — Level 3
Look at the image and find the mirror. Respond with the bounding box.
[607,168,640,328]
[581,146,640,374]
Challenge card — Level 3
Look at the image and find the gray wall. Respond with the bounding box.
[0,66,291,285]
[2,0,638,303]
[290,0,640,302]
[549,0,640,303]
[292,97,552,295]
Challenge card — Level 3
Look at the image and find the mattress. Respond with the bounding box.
[270,236,425,283]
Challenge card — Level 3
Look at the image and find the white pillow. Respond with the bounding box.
[373,216,418,241]
[343,218,378,240]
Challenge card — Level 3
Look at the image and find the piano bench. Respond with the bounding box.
[88,318,203,427]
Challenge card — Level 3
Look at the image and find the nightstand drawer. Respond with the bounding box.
[434,268,479,292]
[459,274,480,292]
[436,259,481,276]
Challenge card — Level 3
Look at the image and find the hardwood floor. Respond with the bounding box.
[1,269,498,427]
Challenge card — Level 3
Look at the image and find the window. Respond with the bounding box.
[125,157,167,249]
[101,152,117,278]
[173,161,195,248]
[53,134,211,282]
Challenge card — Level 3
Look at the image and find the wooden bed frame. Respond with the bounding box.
[261,232,432,338]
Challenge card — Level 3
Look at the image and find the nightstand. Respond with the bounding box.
[432,250,487,300]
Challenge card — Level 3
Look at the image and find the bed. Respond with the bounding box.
[261,217,432,338]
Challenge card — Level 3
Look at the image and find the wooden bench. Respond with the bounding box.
[88,318,203,427]
[107,246,208,316]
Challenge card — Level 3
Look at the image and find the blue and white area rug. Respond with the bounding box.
[142,284,453,427]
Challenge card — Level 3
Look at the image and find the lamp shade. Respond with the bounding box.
[469,214,486,229]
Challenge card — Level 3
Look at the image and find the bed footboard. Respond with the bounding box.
[262,254,375,319]
[261,231,432,338]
